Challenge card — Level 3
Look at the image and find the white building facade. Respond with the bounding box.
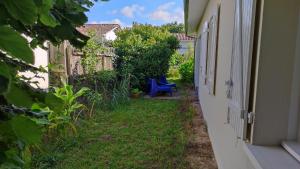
[185,0,300,168]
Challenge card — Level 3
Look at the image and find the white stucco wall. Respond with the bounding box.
[195,0,255,168]
[104,29,117,41]
[250,0,300,145]
[178,41,194,55]
[19,38,49,89]
[195,0,300,168]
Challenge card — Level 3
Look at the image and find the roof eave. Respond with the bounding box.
[184,0,209,35]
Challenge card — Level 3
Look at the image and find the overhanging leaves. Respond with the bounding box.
[0,26,34,64]
[10,116,42,144]
[2,0,37,25]
[4,84,34,108]
[38,0,59,27]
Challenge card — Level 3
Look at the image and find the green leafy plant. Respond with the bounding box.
[179,58,194,83]
[71,70,129,110]
[48,84,89,134]
[81,31,108,74]
[170,51,184,67]
[53,84,89,117]
[0,115,42,168]
[131,88,142,95]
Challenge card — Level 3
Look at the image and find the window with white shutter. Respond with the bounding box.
[199,23,209,85]
[226,0,257,139]
[194,37,201,88]
[207,7,220,95]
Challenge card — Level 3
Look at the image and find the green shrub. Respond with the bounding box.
[33,84,89,136]
[179,59,194,83]
[167,67,180,79]
[71,70,129,110]
[170,51,184,67]
[113,24,179,90]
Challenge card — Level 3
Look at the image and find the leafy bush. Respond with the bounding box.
[167,67,180,79]
[71,70,129,110]
[81,31,111,74]
[131,88,142,95]
[113,24,179,90]
[169,51,184,67]
[179,59,194,83]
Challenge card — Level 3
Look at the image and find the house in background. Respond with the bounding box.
[173,33,194,55]
[77,24,120,41]
[185,0,300,169]
[48,24,120,86]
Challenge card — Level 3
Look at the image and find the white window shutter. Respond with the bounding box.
[227,0,257,139]
[199,23,209,84]
[194,38,200,87]
[207,8,220,95]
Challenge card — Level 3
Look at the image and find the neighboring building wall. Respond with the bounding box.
[32,46,49,89]
[178,41,194,55]
[20,38,49,89]
[195,0,255,168]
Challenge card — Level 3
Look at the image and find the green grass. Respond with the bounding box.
[32,98,193,169]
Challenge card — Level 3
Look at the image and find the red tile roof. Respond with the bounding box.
[173,33,195,41]
[77,24,121,36]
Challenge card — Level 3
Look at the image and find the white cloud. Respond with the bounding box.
[150,2,184,23]
[121,4,144,18]
[90,19,122,25]
[107,9,118,15]
[89,19,131,28]
[157,2,176,10]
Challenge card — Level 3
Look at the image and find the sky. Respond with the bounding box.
[86,0,184,27]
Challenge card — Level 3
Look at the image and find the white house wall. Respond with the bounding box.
[20,37,49,89]
[195,0,255,168]
[250,0,300,145]
[178,41,194,55]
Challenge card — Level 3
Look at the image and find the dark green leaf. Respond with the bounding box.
[2,0,37,25]
[40,13,59,27]
[4,84,33,108]
[45,93,64,113]
[38,0,59,27]
[0,75,9,94]
[0,26,34,63]
[10,116,42,144]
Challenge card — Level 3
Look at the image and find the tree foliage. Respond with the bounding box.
[113,24,179,89]
[161,22,185,33]
[0,0,101,167]
[81,31,111,74]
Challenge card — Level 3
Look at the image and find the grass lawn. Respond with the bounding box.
[32,98,193,169]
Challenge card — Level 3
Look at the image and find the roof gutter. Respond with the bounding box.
[184,0,209,35]
[184,0,190,35]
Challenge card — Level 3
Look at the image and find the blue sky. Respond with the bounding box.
[86,0,184,27]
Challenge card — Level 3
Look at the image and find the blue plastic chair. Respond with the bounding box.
[159,75,177,91]
[149,79,172,97]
